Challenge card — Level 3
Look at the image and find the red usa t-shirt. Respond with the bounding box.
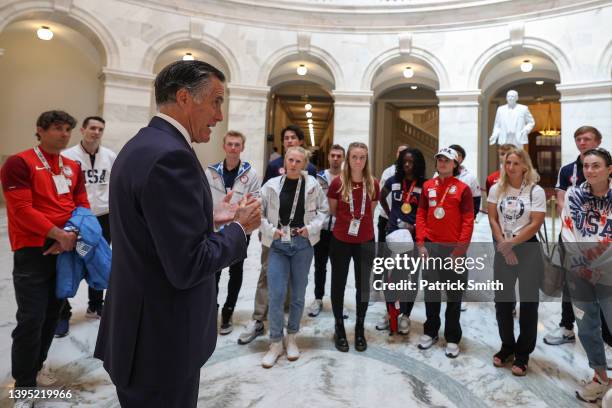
[328,177,380,243]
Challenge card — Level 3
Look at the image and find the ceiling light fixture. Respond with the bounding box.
[535,80,544,85]
[520,59,533,73]
[297,64,308,76]
[182,52,194,61]
[403,67,414,78]
[410,85,418,90]
[305,103,312,111]
[37,26,53,41]
[310,133,315,146]
[307,118,313,124]
[306,111,313,118]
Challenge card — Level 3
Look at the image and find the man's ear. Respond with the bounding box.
[175,88,191,107]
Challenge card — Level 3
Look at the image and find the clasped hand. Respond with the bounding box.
[214,191,261,234]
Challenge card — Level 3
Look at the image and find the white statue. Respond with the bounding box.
[489,90,535,148]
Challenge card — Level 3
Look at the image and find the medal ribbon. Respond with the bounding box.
[402,180,416,205]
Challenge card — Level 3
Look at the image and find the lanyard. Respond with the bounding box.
[402,180,417,204]
[349,181,368,220]
[572,163,578,187]
[279,175,303,227]
[34,146,63,175]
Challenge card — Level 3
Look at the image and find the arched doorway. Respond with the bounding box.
[151,43,232,166]
[266,54,335,168]
[0,18,106,203]
[478,49,561,193]
[370,56,440,177]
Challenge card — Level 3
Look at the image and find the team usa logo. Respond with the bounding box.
[567,189,612,239]
[62,166,73,177]
[449,185,457,194]
[500,196,525,222]
[240,175,248,184]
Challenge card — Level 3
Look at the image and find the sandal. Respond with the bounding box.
[511,360,528,376]
[493,349,514,367]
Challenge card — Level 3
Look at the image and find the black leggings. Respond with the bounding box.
[494,236,541,362]
[330,237,374,321]
[215,235,251,311]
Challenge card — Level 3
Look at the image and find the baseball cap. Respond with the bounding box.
[435,147,458,161]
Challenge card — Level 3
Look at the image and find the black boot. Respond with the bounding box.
[355,317,367,352]
[334,319,349,352]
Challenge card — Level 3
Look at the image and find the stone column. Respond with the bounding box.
[100,68,155,154]
[436,90,482,180]
[557,81,612,164]
[226,84,270,177]
[332,91,373,150]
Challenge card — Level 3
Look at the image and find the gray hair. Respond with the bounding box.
[154,60,225,106]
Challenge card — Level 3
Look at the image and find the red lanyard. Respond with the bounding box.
[402,180,416,204]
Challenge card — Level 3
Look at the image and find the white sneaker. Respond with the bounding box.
[543,327,576,345]
[445,342,460,358]
[307,299,323,317]
[36,364,57,386]
[576,374,610,403]
[398,314,411,335]
[602,388,612,408]
[261,342,284,368]
[285,334,300,361]
[13,398,34,408]
[417,334,438,350]
[375,314,389,331]
[238,320,264,345]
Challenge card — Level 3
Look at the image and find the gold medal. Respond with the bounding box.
[434,207,446,219]
[401,203,412,214]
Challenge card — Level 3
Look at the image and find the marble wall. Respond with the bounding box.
[0,0,610,180]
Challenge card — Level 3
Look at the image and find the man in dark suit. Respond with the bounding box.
[94,61,261,407]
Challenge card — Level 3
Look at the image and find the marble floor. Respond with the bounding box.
[0,208,597,407]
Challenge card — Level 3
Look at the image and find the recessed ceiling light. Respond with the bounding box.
[37,26,53,41]
[520,59,533,73]
[306,112,313,118]
[307,118,313,124]
[403,67,414,78]
[297,64,308,76]
[182,52,194,61]
[535,80,544,85]
[410,85,418,90]
[305,103,312,110]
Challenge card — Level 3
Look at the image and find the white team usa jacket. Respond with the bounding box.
[316,169,337,230]
[205,160,261,206]
[62,143,116,216]
[260,173,329,248]
[561,180,612,284]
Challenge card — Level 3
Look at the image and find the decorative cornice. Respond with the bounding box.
[227,84,270,100]
[333,90,374,106]
[123,0,610,34]
[436,90,481,106]
[557,80,612,102]
[100,68,155,90]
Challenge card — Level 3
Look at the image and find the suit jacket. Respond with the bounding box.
[489,103,535,146]
[94,116,247,387]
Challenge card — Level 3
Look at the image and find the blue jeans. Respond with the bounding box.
[268,236,314,342]
[569,274,612,370]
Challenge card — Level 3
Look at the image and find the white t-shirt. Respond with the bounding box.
[488,182,546,236]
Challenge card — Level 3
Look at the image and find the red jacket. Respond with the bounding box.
[1,147,89,251]
[486,169,501,195]
[416,176,474,256]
